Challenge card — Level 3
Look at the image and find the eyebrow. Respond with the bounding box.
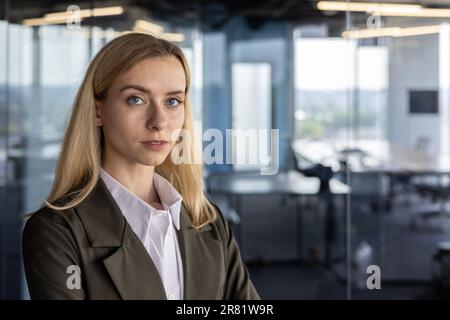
[119,84,185,96]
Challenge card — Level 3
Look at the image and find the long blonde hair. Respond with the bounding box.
[43,32,217,229]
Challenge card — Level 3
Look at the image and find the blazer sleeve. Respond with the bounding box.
[22,211,85,300]
[214,205,261,300]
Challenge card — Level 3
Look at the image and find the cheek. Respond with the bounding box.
[167,110,185,141]
[102,104,137,140]
[173,109,185,129]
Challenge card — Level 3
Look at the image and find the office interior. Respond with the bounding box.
[2,0,450,300]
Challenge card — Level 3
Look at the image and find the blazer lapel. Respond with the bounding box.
[76,177,167,299]
[102,223,167,299]
[177,206,225,300]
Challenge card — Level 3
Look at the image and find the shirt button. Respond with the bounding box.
[168,294,176,300]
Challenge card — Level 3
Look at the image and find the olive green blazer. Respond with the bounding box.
[22,177,260,300]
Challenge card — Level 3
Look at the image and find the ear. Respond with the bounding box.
[94,100,103,127]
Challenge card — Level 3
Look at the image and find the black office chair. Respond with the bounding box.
[291,147,337,266]
[410,175,450,231]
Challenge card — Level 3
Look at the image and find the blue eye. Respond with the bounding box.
[127,96,144,105]
[165,98,183,108]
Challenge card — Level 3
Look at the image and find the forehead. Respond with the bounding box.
[114,56,186,91]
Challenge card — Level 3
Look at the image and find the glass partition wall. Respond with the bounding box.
[294,1,450,299]
[345,4,450,300]
[0,1,203,299]
[0,2,9,299]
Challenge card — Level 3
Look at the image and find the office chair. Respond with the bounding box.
[410,175,450,232]
[291,146,337,266]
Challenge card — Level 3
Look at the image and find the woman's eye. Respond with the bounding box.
[165,98,182,108]
[127,96,145,105]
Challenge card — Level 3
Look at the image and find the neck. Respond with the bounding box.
[101,160,161,207]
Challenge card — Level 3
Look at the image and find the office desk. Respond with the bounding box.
[293,139,450,207]
[207,170,350,265]
[292,138,450,175]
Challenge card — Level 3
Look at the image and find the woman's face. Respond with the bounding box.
[95,56,186,167]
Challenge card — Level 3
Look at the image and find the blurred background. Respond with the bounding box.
[3,0,450,300]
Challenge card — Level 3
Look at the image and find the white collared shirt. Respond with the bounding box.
[99,167,184,300]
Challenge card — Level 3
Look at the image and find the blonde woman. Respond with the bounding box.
[22,32,260,300]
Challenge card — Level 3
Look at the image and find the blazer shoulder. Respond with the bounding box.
[23,202,80,237]
[26,189,84,223]
[22,203,85,300]
[208,201,231,242]
[210,201,226,225]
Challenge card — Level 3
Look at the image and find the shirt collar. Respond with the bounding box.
[99,167,183,230]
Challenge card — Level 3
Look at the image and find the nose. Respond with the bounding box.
[146,101,168,132]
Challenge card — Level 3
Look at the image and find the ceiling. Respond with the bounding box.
[4,0,450,30]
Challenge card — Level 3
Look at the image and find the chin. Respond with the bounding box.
[142,156,167,166]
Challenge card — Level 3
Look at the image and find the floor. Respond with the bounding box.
[237,193,450,300]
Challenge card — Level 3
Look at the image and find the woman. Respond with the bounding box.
[22,32,260,300]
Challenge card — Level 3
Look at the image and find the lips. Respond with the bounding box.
[142,140,168,144]
[141,140,169,151]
